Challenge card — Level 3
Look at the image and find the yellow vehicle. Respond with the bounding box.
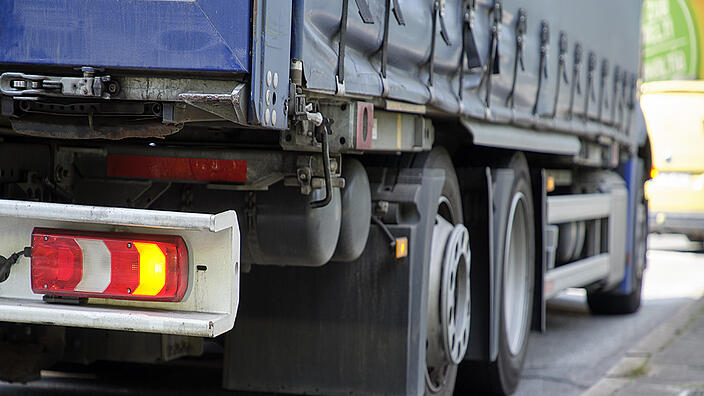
[643,81,704,241]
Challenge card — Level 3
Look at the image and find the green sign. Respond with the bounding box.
[642,0,699,81]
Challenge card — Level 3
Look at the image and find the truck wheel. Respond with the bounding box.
[494,153,535,394]
[459,153,535,395]
[419,147,470,396]
[587,163,647,315]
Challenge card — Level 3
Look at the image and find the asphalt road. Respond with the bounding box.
[515,234,704,396]
[1,234,702,396]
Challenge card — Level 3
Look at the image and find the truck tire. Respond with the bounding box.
[493,153,535,394]
[587,162,647,315]
[459,152,535,395]
[416,147,467,396]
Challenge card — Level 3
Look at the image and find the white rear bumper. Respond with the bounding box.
[0,199,239,337]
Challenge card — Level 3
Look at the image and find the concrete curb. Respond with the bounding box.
[583,296,704,396]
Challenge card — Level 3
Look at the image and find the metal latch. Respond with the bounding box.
[0,67,120,99]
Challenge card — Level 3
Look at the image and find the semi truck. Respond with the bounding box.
[0,0,649,395]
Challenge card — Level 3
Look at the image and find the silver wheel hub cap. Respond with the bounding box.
[426,214,471,388]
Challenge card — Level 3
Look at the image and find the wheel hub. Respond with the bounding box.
[426,214,471,389]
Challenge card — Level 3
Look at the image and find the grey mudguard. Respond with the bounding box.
[292,0,642,140]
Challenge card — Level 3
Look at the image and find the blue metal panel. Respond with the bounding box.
[619,158,640,294]
[249,0,292,130]
[0,0,251,72]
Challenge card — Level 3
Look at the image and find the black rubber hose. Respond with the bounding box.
[311,121,333,209]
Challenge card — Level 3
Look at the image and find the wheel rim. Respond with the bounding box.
[426,197,471,392]
[503,192,530,356]
[441,223,471,364]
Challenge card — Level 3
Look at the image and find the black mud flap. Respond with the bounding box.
[223,167,444,395]
[458,166,510,362]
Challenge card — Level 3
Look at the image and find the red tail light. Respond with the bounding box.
[31,228,188,302]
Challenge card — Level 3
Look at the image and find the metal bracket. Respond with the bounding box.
[283,158,344,195]
[532,20,549,116]
[437,0,452,46]
[354,0,375,23]
[336,75,346,97]
[609,65,621,125]
[617,69,628,130]
[567,42,583,120]
[0,67,119,99]
[179,83,248,125]
[583,52,597,119]
[480,0,503,108]
[295,167,313,195]
[597,59,610,122]
[506,9,527,109]
[625,73,637,132]
[550,32,569,118]
[392,0,405,25]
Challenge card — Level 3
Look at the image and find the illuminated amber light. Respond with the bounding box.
[395,237,408,259]
[650,167,659,179]
[546,176,556,193]
[133,242,166,296]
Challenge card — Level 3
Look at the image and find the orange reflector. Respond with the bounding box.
[546,176,556,193]
[544,279,555,295]
[650,167,659,179]
[395,237,408,259]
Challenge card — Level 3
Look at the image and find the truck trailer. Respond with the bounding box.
[0,0,649,395]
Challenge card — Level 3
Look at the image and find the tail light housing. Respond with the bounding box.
[30,228,188,302]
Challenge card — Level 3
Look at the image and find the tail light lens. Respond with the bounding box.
[31,228,188,302]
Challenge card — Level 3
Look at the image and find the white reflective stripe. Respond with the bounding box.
[74,239,112,292]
